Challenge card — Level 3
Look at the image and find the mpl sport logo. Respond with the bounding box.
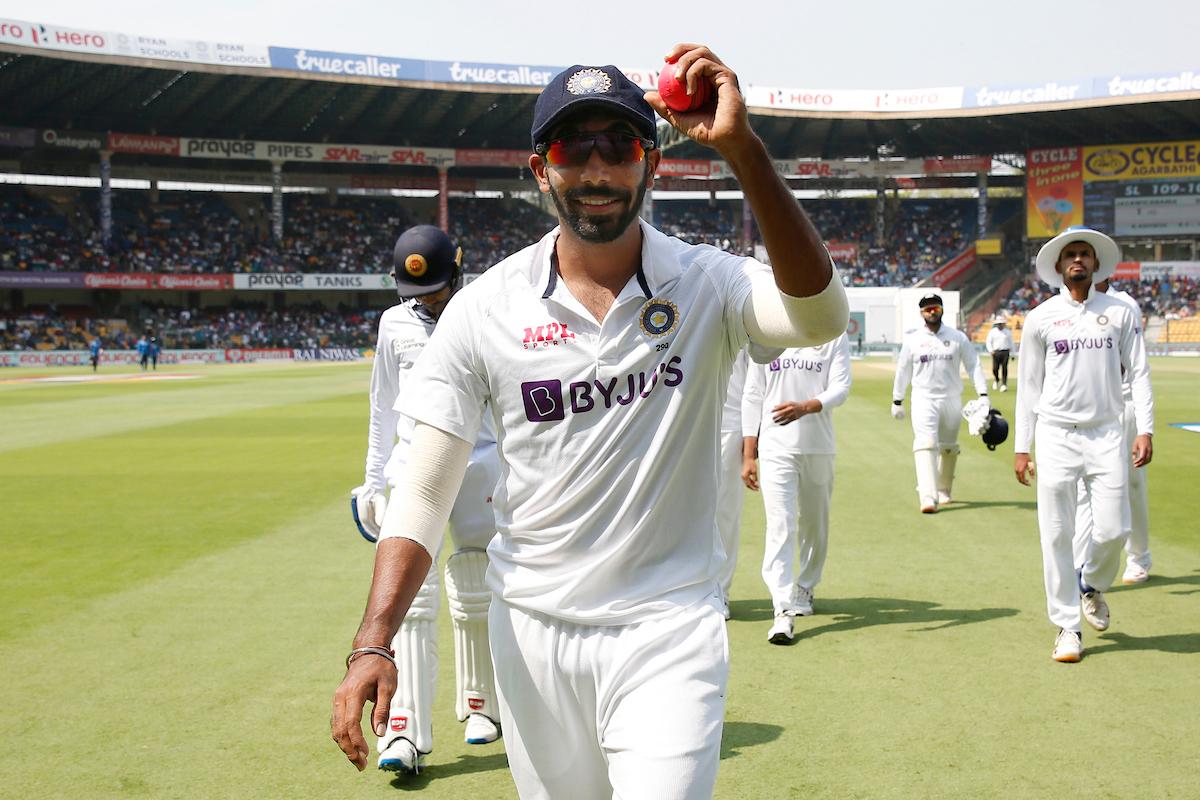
[520,356,684,422]
[389,716,408,732]
[522,321,575,350]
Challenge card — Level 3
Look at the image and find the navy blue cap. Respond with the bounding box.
[391,225,462,298]
[919,293,944,308]
[531,65,658,149]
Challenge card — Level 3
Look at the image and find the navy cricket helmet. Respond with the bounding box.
[982,409,1009,451]
[391,225,463,299]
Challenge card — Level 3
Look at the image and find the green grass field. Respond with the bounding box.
[1,358,1197,799]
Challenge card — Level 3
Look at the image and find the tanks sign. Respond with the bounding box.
[232,274,395,290]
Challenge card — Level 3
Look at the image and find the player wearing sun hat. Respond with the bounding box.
[333,43,850,798]
[1014,226,1154,663]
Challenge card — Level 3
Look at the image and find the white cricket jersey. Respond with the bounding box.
[398,221,772,624]
[362,302,495,490]
[985,326,1013,353]
[742,333,851,455]
[1107,286,1145,403]
[893,323,988,401]
[1014,286,1153,453]
[721,350,750,434]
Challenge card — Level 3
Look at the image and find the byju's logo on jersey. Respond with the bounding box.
[640,299,679,338]
[522,321,576,350]
[1052,336,1113,355]
[520,356,685,422]
[919,353,955,364]
[769,356,824,373]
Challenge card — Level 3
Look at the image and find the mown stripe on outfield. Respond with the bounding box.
[0,391,366,642]
[0,362,368,453]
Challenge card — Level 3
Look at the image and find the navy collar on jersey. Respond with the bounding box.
[542,241,652,300]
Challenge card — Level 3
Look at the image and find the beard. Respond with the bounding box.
[548,178,648,243]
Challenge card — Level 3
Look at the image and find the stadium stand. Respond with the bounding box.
[1,304,379,350]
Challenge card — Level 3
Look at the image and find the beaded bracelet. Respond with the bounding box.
[345,646,396,669]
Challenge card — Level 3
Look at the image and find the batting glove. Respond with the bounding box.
[890,402,905,420]
[350,485,388,543]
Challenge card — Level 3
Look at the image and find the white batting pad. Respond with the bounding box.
[444,548,497,722]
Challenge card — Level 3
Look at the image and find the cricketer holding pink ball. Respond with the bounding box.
[332,44,849,798]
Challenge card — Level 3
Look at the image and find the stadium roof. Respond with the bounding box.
[4,50,1200,163]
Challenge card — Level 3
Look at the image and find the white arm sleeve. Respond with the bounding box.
[363,324,401,489]
[742,268,849,349]
[741,361,765,438]
[378,421,473,557]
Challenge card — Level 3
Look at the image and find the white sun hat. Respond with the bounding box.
[1034,226,1121,288]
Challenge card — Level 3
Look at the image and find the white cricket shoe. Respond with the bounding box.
[1000,384,1008,392]
[464,713,500,745]
[1122,563,1149,585]
[992,380,999,390]
[378,737,424,774]
[937,491,952,506]
[1080,588,1110,632]
[792,585,814,616]
[1052,629,1082,663]
[920,496,938,514]
[767,614,793,645]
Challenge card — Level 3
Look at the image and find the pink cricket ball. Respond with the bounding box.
[657,67,711,112]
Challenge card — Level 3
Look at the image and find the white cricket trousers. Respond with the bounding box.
[489,599,729,800]
[1035,419,1126,631]
[909,392,962,448]
[1072,400,1151,569]
[759,450,835,615]
[715,429,746,600]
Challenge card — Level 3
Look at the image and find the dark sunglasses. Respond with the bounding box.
[535,132,654,168]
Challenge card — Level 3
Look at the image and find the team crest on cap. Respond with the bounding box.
[567,68,612,95]
[640,299,679,338]
[405,253,428,277]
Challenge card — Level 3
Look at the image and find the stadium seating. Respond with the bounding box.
[2,305,379,350]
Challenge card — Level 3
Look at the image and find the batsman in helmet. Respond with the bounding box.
[348,225,501,773]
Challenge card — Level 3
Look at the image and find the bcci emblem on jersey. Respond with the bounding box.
[640,299,679,338]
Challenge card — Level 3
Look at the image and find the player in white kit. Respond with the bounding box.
[1014,227,1153,663]
[332,45,850,799]
[349,225,501,774]
[891,294,989,513]
[715,346,783,619]
[1072,277,1154,585]
[741,333,851,644]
